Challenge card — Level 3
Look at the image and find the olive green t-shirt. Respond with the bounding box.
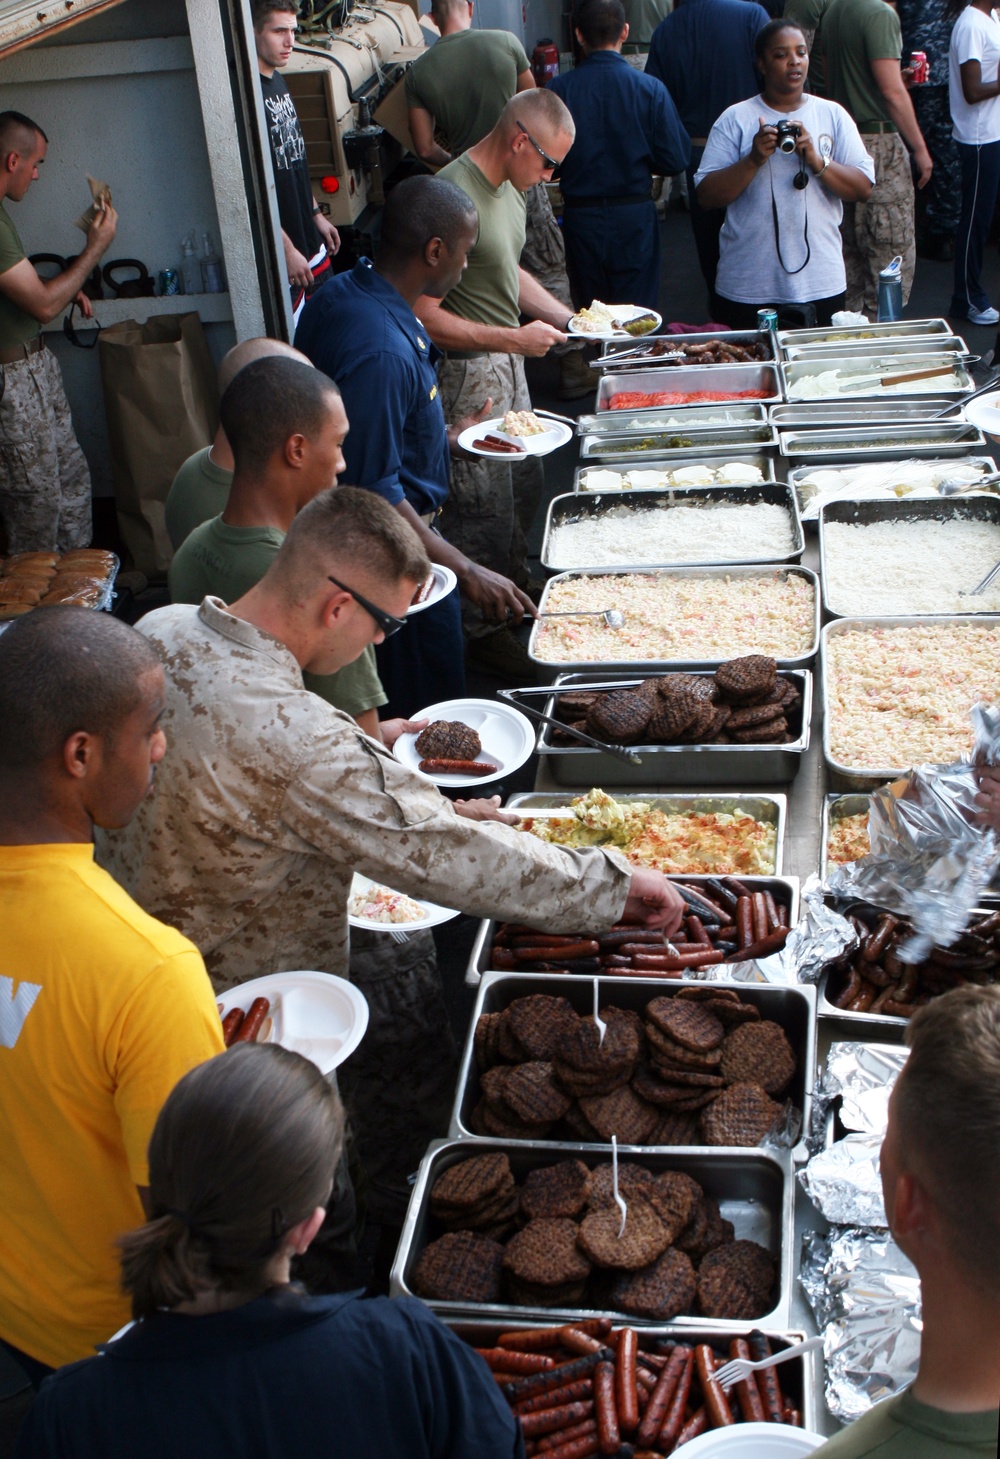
[437,153,526,329]
[164,446,232,551]
[813,1388,999,1458]
[404,29,530,155]
[167,516,387,718]
[820,0,902,128]
[0,203,41,351]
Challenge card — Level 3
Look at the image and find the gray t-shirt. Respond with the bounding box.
[695,93,875,303]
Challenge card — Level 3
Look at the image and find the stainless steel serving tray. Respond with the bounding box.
[780,352,973,403]
[391,1138,795,1332]
[596,363,783,414]
[769,398,966,428]
[444,1318,820,1433]
[579,425,778,462]
[783,333,969,362]
[533,670,811,787]
[506,790,787,874]
[450,971,816,1153]
[598,330,774,369]
[821,614,1000,788]
[528,565,820,672]
[776,317,954,352]
[540,484,804,573]
[779,422,986,460]
[819,496,1000,618]
[820,791,871,883]
[788,455,996,526]
[575,455,777,494]
[579,402,769,435]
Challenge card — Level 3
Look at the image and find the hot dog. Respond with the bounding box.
[751,893,769,944]
[558,1328,614,1358]
[516,1379,594,1415]
[685,914,712,947]
[419,758,498,775]
[615,1329,639,1434]
[747,1332,784,1423]
[514,942,600,962]
[674,1407,707,1445]
[232,997,270,1044]
[725,928,789,962]
[505,1354,604,1403]
[221,1008,245,1047]
[473,434,526,454]
[501,1329,566,1352]
[636,1343,689,1446]
[477,1349,556,1374]
[728,1339,766,1424]
[736,896,754,949]
[520,1400,595,1438]
[537,1433,601,1459]
[594,1361,620,1454]
[695,1345,734,1429]
[535,1418,598,1453]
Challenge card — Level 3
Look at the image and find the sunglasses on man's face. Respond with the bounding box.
[327,574,407,638]
[516,120,560,172]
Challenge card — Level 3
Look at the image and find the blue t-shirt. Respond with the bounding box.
[549,50,690,198]
[14,1288,524,1459]
[295,259,451,517]
[645,0,771,140]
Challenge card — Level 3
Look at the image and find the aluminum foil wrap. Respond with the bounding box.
[800,1132,886,1226]
[801,1228,921,1422]
[825,1041,908,1136]
[825,711,1000,961]
[801,1042,908,1213]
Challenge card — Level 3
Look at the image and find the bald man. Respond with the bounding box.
[164,337,307,551]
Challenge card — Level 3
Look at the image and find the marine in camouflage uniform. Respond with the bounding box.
[98,598,632,1226]
[841,133,918,315]
[0,347,92,553]
[898,0,961,248]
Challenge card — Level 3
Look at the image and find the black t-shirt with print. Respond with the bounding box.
[259,70,321,259]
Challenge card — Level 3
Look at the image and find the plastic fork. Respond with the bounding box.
[712,1336,823,1391]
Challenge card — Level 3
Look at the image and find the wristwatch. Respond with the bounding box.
[816,155,831,176]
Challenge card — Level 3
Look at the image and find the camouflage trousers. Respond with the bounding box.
[337,926,458,1226]
[841,132,916,318]
[912,85,962,236]
[438,350,544,637]
[521,183,583,359]
[0,345,92,553]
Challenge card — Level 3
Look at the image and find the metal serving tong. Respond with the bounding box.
[589,343,685,369]
[497,684,644,767]
[937,468,1000,497]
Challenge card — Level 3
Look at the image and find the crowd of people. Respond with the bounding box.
[1,0,1000,1452]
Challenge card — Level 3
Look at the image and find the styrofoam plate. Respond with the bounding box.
[408,564,458,615]
[964,391,1000,440]
[457,417,572,458]
[217,971,368,1075]
[348,872,459,931]
[394,696,536,787]
[569,304,663,339]
[676,1422,826,1456]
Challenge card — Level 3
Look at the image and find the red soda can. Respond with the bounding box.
[909,50,929,84]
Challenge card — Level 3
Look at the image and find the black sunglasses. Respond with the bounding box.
[516,119,559,172]
[327,574,407,638]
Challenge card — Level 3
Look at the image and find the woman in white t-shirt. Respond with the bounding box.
[695,19,875,329]
[948,0,1000,325]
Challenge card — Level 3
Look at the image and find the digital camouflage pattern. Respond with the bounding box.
[0,348,91,552]
[841,133,916,316]
[98,596,631,987]
[521,182,583,360]
[437,350,544,632]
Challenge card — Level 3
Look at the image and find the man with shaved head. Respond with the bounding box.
[0,608,223,1383]
[415,89,577,678]
[164,336,308,551]
[0,111,118,553]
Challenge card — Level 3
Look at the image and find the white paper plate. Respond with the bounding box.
[347,872,459,931]
[394,696,536,787]
[676,1422,825,1458]
[965,392,1000,439]
[217,971,369,1075]
[408,564,458,616]
[568,305,663,339]
[457,417,573,458]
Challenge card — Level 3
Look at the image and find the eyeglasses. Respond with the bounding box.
[327,574,407,638]
[516,120,560,172]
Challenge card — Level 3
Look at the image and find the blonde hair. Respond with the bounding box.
[267,485,430,604]
[895,984,1000,1290]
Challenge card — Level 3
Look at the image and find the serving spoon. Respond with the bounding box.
[535,608,625,628]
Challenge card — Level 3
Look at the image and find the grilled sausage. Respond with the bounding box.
[232,997,269,1044]
[615,1330,639,1434]
[419,758,497,775]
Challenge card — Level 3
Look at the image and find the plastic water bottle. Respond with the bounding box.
[877,256,903,322]
[180,233,203,295]
[201,231,225,293]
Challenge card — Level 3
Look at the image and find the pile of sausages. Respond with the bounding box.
[220,996,270,1046]
[828,905,1000,1018]
[642,338,772,366]
[490,879,791,978]
[472,1321,801,1456]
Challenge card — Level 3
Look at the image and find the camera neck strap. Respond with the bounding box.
[768,155,811,277]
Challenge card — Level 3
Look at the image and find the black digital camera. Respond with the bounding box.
[775,120,802,153]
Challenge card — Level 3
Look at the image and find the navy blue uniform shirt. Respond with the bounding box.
[646,0,771,140]
[295,259,450,518]
[549,50,690,196]
[14,1289,525,1459]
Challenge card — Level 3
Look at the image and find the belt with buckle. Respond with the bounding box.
[857,120,898,134]
[0,335,45,365]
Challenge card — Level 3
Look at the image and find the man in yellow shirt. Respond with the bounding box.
[0,607,224,1383]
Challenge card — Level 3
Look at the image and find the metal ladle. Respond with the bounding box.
[535,608,625,628]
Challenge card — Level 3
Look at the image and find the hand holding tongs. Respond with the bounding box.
[497,684,643,766]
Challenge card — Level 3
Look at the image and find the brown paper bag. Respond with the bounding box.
[98,312,219,578]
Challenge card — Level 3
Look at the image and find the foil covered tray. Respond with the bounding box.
[450,971,816,1150]
[464,874,801,987]
[541,484,804,573]
[528,670,811,787]
[596,363,783,415]
[528,566,820,672]
[391,1137,795,1332]
[574,455,776,492]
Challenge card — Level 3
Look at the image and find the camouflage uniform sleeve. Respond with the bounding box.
[281,727,632,930]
